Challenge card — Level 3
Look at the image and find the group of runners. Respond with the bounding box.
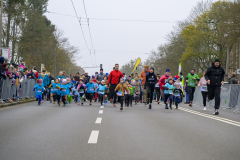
[34,58,225,115]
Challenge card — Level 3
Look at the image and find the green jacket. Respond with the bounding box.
[186,73,200,87]
[130,86,136,96]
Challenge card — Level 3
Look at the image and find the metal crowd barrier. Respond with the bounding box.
[192,84,240,113]
[0,78,36,103]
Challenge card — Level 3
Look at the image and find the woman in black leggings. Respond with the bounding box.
[145,67,157,109]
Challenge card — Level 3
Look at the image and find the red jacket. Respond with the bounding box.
[159,74,172,90]
[107,70,124,85]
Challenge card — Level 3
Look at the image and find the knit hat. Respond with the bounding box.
[168,78,173,81]
[144,65,149,69]
[62,79,67,83]
[166,69,170,72]
[93,79,96,83]
[51,80,54,83]
[191,68,195,71]
[101,80,105,83]
[106,73,109,76]
[214,58,220,63]
[150,67,154,71]
[38,80,43,83]
[123,73,125,75]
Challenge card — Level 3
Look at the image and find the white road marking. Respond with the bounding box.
[99,110,103,114]
[100,106,104,109]
[179,107,240,127]
[95,117,102,124]
[88,130,99,144]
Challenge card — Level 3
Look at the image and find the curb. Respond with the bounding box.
[0,99,36,108]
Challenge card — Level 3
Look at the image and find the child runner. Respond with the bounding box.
[66,78,73,104]
[97,80,108,106]
[155,75,161,104]
[49,80,54,103]
[163,78,174,109]
[49,79,61,105]
[33,79,44,105]
[129,79,136,106]
[85,78,95,105]
[173,84,184,109]
[133,76,141,105]
[125,79,132,107]
[60,79,71,107]
[198,71,208,110]
[115,78,129,111]
[104,76,110,104]
[77,78,86,105]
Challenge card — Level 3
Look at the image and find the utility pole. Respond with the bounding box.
[0,0,3,54]
[54,46,56,77]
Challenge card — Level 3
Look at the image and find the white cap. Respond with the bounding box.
[62,79,67,83]
[101,80,105,83]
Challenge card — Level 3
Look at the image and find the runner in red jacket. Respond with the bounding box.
[107,64,124,106]
[159,69,172,100]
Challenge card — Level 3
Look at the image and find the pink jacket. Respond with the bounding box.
[77,84,86,90]
[159,74,172,90]
[198,77,207,87]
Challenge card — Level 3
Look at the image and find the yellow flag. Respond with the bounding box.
[131,58,141,74]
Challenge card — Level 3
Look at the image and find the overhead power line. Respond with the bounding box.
[82,0,97,67]
[70,0,94,67]
[46,11,176,23]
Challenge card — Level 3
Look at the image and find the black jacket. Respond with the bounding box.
[145,72,157,88]
[48,76,55,85]
[229,76,238,84]
[205,63,225,87]
[84,75,91,84]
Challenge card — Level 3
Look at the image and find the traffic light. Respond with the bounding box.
[100,64,102,69]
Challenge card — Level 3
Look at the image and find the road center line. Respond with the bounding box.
[95,117,102,124]
[88,130,99,144]
[99,110,103,114]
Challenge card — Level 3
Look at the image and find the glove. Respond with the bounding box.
[115,89,118,93]
[183,95,185,97]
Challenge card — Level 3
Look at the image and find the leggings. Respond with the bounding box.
[155,87,160,101]
[164,94,173,106]
[109,84,117,103]
[36,95,42,104]
[87,93,93,103]
[78,93,85,103]
[147,86,155,104]
[119,96,124,107]
[53,93,61,103]
[201,91,208,106]
[61,95,67,104]
[189,87,196,102]
[99,94,105,104]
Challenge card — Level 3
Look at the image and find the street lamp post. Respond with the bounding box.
[0,0,3,52]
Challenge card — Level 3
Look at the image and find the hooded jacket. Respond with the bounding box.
[140,70,150,85]
[133,78,141,94]
[205,63,225,87]
[145,72,157,88]
[159,74,172,90]
[115,83,129,96]
[38,73,50,87]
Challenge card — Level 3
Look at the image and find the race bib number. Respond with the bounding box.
[201,86,208,92]
[90,87,94,91]
[175,92,180,97]
[79,89,84,93]
[165,79,168,83]
[169,89,173,94]
[99,90,104,95]
[54,87,58,91]
[117,91,123,96]
[148,78,154,81]
[190,82,195,86]
[37,89,42,93]
[62,89,66,92]
[51,88,53,92]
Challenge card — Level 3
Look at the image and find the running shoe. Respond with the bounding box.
[50,101,52,103]
[149,104,152,109]
[120,107,123,110]
[53,101,55,104]
[170,105,172,110]
[58,102,60,106]
[63,104,65,107]
[113,103,116,107]
[203,107,206,111]
[165,105,169,109]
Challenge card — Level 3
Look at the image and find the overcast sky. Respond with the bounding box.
[46,0,210,75]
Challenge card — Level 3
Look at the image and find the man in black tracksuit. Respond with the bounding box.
[145,67,157,109]
[205,58,225,115]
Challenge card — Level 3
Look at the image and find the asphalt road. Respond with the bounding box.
[0,100,240,160]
